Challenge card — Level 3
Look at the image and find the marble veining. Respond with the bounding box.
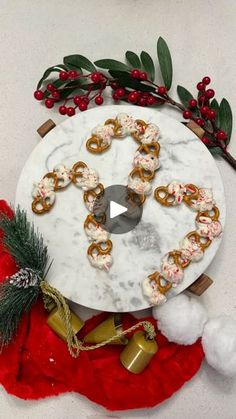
[15,105,226,312]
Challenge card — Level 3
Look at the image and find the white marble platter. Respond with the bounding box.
[15,105,226,312]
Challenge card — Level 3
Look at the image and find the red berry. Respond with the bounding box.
[195,118,204,127]
[131,69,140,79]
[128,91,138,103]
[95,95,104,105]
[91,72,102,83]
[112,92,119,101]
[183,110,192,119]
[109,81,119,90]
[83,96,90,104]
[188,99,197,108]
[52,90,60,99]
[59,71,69,81]
[202,76,211,85]
[34,90,44,100]
[200,106,209,116]
[116,88,126,98]
[198,95,206,106]
[216,130,227,141]
[157,86,167,96]
[139,71,147,81]
[47,83,55,92]
[207,109,216,120]
[201,136,211,145]
[137,97,147,106]
[73,95,82,105]
[197,82,205,91]
[79,101,87,111]
[147,95,156,105]
[67,107,75,117]
[45,98,54,108]
[68,70,78,79]
[59,105,67,115]
[205,89,215,99]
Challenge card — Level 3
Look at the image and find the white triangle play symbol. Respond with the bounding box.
[110,201,127,219]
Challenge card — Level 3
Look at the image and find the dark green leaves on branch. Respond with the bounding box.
[140,51,155,81]
[210,99,220,126]
[37,65,68,90]
[125,51,141,69]
[64,54,95,72]
[109,70,155,92]
[157,37,173,90]
[95,59,130,72]
[177,85,193,108]
[219,98,233,145]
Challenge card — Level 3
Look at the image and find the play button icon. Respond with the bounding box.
[110,201,127,219]
[93,184,143,234]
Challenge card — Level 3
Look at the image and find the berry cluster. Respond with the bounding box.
[181,76,227,146]
[34,71,107,116]
[111,86,158,107]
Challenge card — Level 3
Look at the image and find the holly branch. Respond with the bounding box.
[34,37,236,170]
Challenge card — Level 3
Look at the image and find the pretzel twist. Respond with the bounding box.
[196,206,220,222]
[137,142,160,157]
[88,240,113,257]
[154,186,176,206]
[148,271,172,294]
[186,231,211,251]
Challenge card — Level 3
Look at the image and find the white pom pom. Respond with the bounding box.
[152,294,208,345]
[202,315,236,377]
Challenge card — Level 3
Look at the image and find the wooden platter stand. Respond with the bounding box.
[37,119,213,297]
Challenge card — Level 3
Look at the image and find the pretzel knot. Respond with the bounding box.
[83,183,104,211]
[129,167,155,182]
[183,184,200,207]
[137,142,160,157]
[131,119,148,142]
[166,250,191,269]
[86,136,110,154]
[32,172,58,215]
[87,240,113,257]
[186,231,211,251]
[71,161,88,182]
[104,118,123,137]
[154,186,176,206]
[32,196,54,215]
[196,206,220,222]
[148,271,172,294]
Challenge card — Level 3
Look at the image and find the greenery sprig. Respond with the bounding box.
[0,208,49,345]
[34,37,236,171]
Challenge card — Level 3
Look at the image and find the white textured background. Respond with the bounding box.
[0,1,236,418]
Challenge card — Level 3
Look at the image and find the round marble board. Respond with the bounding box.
[15,105,225,312]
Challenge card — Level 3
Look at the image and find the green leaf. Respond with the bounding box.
[37,65,67,90]
[177,85,194,107]
[208,146,223,156]
[125,51,141,69]
[109,70,155,92]
[95,59,130,72]
[64,55,95,72]
[140,51,155,81]
[219,98,233,145]
[157,37,173,90]
[210,99,220,125]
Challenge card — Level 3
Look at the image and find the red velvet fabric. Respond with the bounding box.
[0,200,204,411]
